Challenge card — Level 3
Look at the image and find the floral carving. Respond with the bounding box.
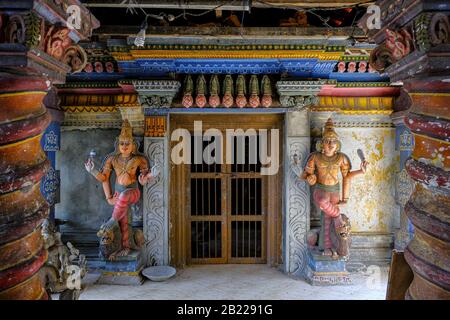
[5,15,26,44]
[63,45,88,73]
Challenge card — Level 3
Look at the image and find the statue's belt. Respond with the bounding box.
[316,183,340,192]
[115,182,138,194]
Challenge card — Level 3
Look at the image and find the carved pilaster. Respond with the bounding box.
[133,80,179,267]
[285,137,310,276]
[143,137,168,266]
[283,108,310,277]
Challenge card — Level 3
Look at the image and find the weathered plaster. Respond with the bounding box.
[339,128,398,233]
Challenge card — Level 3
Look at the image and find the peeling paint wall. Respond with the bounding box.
[338,127,398,233]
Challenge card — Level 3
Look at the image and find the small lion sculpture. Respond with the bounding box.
[97,217,144,261]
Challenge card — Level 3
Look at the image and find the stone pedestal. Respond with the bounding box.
[90,251,144,286]
[305,248,351,286]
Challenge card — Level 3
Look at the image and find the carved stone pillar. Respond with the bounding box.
[0,1,98,300]
[133,80,180,266]
[277,81,326,277]
[362,0,450,299]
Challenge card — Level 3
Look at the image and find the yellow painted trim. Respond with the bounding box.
[0,134,43,150]
[112,50,343,60]
[341,110,393,115]
[62,106,118,113]
[410,92,450,97]
[0,91,47,98]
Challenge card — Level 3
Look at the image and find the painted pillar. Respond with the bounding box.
[391,99,415,250]
[0,1,98,300]
[132,80,180,266]
[277,80,325,277]
[41,87,63,221]
[363,0,450,299]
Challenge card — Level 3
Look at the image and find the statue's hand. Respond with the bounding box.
[107,192,118,206]
[138,165,160,185]
[306,174,317,186]
[151,165,160,178]
[360,160,369,173]
[84,158,94,173]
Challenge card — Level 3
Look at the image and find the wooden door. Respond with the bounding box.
[170,115,282,266]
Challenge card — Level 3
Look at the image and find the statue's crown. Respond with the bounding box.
[119,119,133,141]
[322,118,339,140]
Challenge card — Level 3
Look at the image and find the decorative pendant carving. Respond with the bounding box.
[222,74,234,108]
[182,75,194,108]
[235,74,247,108]
[208,75,220,108]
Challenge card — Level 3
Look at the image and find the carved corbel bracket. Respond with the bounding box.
[0,1,99,81]
[363,4,450,81]
[132,80,181,111]
[276,80,329,110]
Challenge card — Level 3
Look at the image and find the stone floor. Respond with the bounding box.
[79,264,389,300]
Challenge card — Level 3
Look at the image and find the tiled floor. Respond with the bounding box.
[79,264,389,300]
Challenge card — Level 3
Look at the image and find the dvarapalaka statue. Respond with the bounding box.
[85,119,157,260]
[301,118,368,259]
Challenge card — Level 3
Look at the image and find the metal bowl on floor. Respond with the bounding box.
[142,266,176,282]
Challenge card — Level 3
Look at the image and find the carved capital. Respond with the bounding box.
[277,80,327,109]
[132,80,181,110]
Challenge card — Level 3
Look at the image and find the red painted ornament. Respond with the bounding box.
[222,94,234,108]
[236,94,247,108]
[196,94,207,108]
[84,62,93,73]
[261,94,272,108]
[209,95,220,108]
[249,94,260,108]
[182,94,193,108]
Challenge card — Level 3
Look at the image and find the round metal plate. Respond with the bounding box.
[142,266,176,282]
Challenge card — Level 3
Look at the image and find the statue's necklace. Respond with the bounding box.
[118,155,133,174]
[321,152,338,163]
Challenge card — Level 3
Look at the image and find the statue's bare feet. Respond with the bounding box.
[108,252,118,261]
[117,248,130,257]
[322,248,333,256]
[331,249,339,259]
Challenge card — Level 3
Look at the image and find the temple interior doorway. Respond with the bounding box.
[169,114,283,266]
